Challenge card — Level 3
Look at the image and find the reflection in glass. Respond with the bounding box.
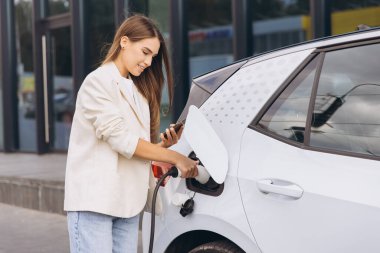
[252,0,310,54]
[47,0,70,16]
[0,32,2,149]
[330,0,380,35]
[149,0,172,134]
[88,0,114,72]
[311,44,380,157]
[15,0,37,151]
[195,61,246,94]
[50,27,73,150]
[258,56,318,143]
[188,0,233,79]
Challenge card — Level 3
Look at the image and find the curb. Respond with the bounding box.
[0,176,65,215]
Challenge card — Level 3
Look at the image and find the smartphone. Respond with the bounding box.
[163,122,183,139]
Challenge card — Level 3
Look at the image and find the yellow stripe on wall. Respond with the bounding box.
[332,6,380,35]
[301,15,312,40]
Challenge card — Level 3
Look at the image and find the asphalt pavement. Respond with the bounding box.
[0,203,69,253]
[0,153,144,253]
[0,203,143,253]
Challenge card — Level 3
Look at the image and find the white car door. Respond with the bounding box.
[238,42,380,253]
[239,131,380,253]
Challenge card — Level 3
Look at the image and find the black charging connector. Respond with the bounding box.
[180,198,194,217]
[148,167,178,253]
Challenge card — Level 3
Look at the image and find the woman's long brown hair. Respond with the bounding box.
[102,15,173,143]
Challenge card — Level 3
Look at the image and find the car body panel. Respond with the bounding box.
[238,129,380,252]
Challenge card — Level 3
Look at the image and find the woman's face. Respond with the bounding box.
[117,36,160,77]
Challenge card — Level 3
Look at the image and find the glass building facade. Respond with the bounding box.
[188,0,233,78]
[0,0,379,153]
[15,0,37,151]
[0,34,3,150]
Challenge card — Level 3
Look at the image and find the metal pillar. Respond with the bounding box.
[170,0,189,121]
[114,0,126,27]
[71,0,88,94]
[0,0,18,152]
[232,0,253,60]
[310,0,331,39]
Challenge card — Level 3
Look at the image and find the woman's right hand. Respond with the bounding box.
[175,155,199,178]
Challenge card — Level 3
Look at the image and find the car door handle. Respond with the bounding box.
[257,179,303,199]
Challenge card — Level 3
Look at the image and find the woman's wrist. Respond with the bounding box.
[165,149,183,165]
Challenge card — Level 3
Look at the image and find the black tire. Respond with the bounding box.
[188,240,245,253]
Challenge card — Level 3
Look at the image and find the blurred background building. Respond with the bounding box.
[0,0,379,154]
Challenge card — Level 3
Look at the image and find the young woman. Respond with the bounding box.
[64,15,198,253]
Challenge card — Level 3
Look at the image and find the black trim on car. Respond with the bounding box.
[304,53,325,146]
[192,59,248,81]
[252,126,306,150]
[193,60,247,94]
[306,145,380,162]
[315,38,380,52]
[186,178,224,197]
[178,61,247,123]
[177,84,213,123]
[252,124,380,161]
[185,151,224,196]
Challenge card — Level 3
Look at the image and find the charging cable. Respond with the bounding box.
[148,166,179,253]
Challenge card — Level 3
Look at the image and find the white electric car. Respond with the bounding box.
[142,27,380,253]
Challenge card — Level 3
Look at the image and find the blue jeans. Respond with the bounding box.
[67,211,140,253]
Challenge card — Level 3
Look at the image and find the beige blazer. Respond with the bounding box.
[64,62,160,218]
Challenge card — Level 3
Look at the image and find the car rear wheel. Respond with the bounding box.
[188,240,244,253]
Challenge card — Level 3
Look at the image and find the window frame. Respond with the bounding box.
[248,52,320,150]
[249,38,380,161]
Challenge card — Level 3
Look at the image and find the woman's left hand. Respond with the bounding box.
[159,124,184,148]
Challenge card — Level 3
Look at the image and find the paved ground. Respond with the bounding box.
[0,202,143,253]
[0,203,69,253]
[0,153,144,252]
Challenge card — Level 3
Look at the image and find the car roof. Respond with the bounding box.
[193,27,380,81]
[244,27,380,67]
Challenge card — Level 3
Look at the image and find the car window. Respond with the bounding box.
[310,43,380,157]
[178,61,247,123]
[257,55,319,143]
[193,60,247,94]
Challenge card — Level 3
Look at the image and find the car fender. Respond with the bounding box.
[164,213,261,253]
[142,176,260,253]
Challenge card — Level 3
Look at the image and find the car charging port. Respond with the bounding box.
[186,151,224,196]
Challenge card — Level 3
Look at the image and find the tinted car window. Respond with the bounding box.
[178,60,246,123]
[193,60,247,94]
[257,55,319,143]
[310,43,380,157]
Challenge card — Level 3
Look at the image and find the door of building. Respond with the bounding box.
[41,26,74,151]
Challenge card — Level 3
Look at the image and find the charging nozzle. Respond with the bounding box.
[194,165,210,184]
[169,164,210,184]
